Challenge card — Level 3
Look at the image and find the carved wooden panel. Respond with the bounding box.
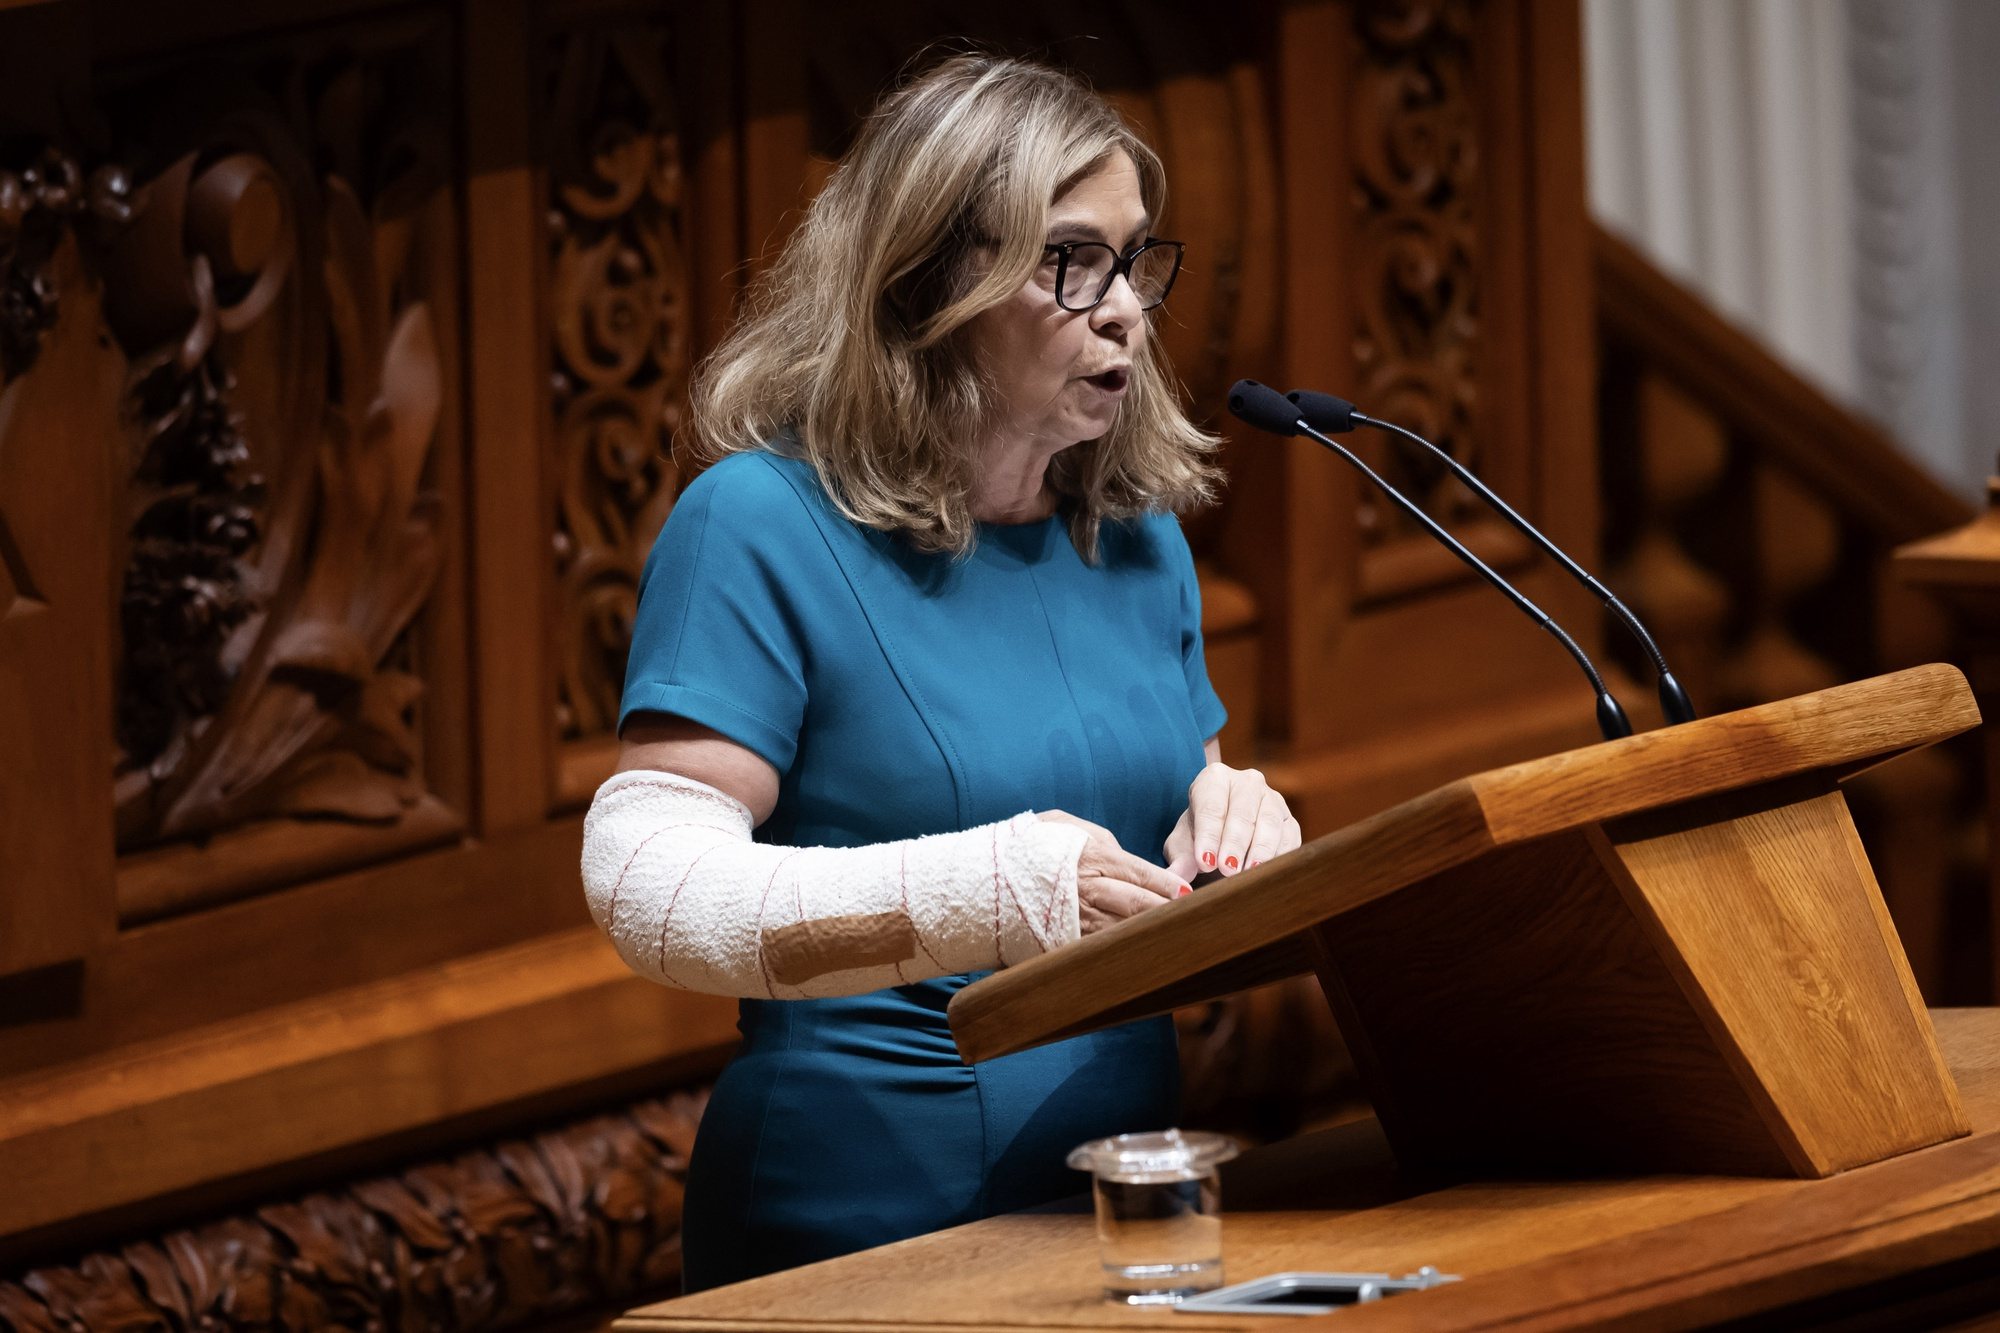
[0,0,1594,1313]
[544,11,691,752]
[0,145,133,976]
[0,151,131,383]
[1348,0,1485,551]
[0,1087,706,1333]
[87,17,466,915]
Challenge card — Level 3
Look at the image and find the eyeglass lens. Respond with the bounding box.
[1057,242,1180,310]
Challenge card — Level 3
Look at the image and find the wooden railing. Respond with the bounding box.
[1593,224,1984,1000]
[1896,472,2000,1001]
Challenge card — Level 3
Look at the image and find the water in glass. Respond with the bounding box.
[1067,1129,1238,1305]
[1092,1173,1223,1302]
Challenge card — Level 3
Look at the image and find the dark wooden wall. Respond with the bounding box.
[0,0,1599,1325]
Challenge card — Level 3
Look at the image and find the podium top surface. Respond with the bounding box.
[948,664,1979,1064]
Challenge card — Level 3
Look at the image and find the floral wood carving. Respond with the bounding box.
[0,1089,707,1333]
[546,20,689,742]
[1349,0,1480,544]
[101,47,453,850]
[0,148,133,384]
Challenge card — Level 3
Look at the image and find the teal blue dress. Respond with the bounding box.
[618,449,1227,1291]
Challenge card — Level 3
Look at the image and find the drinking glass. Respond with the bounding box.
[1066,1128,1241,1304]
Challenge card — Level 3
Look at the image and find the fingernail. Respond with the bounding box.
[1202,851,1216,868]
[1177,885,1192,897]
[1225,855,1239,870]
[1249,860,1260,868]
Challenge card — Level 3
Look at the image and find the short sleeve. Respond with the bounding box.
[1163,515,1229,744]
[619,454,812,773]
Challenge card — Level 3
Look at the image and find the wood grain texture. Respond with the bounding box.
[1599,780,1969,1176]
[0,814,596,1076]
[0,927,736,1240]
[950,665,1980,1065]
[115,793,462,924]
[0,236,121,976]
[1520,0,1595,569]
[465,0,554,835]
[1314,829,1791,1177]
[617,1011,2000,1333]
[0,1084,709,1333]
[1323,1024,2000,1330]
[1244,0,1352,753]
[1460,662,1978,845]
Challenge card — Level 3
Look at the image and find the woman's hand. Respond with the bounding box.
[1164,764,1301,882]
[1037,810,1192,935]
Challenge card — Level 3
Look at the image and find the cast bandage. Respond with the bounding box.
[581,770,1092,998]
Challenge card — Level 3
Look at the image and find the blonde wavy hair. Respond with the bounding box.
[687,52,1221,561]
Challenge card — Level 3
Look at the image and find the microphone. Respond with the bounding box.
[1285,390,1696,725]
[1226,379,1633,742]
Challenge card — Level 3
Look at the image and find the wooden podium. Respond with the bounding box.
[950,665,1982,1180]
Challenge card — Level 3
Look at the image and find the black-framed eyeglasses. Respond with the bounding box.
[1042,238,1184,312]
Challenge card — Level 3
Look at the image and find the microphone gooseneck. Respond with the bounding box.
[1285,388,1696,727]
[1227,380,1633,743]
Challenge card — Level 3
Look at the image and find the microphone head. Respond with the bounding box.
[1226,379,1303,437]
[1286,389,1359,434]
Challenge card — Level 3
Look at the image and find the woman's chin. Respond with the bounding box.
[1064,403,1123,441]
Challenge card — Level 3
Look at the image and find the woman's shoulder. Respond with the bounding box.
[680,448,815,509]
[1098,506,1197,574]
[671,449,829,543]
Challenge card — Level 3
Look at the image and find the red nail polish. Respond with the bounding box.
[1177,885,1192,897]
[1225,855,1239,870]
[1202,851,1215,868]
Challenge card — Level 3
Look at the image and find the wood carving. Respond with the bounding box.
[98,48,452,851]
[0,148,133,625]
[0,149,134,384]
[547,20,689,743]
[1349,0,1480,545]
[0,1089,706,1333]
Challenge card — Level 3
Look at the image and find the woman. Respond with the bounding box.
[581,53,1300,1292]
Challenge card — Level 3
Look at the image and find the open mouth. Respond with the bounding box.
[1087,368,1130,392]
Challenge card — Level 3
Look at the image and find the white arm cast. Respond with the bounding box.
[580,770,1092,998]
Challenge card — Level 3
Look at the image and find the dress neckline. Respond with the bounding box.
[974,511,1064,564]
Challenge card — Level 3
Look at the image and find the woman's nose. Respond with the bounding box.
[1091,272,1144,333]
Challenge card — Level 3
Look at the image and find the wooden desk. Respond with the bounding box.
[618,1009,2000,1332]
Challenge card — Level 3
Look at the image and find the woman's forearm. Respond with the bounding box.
[581,770,1090,998]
